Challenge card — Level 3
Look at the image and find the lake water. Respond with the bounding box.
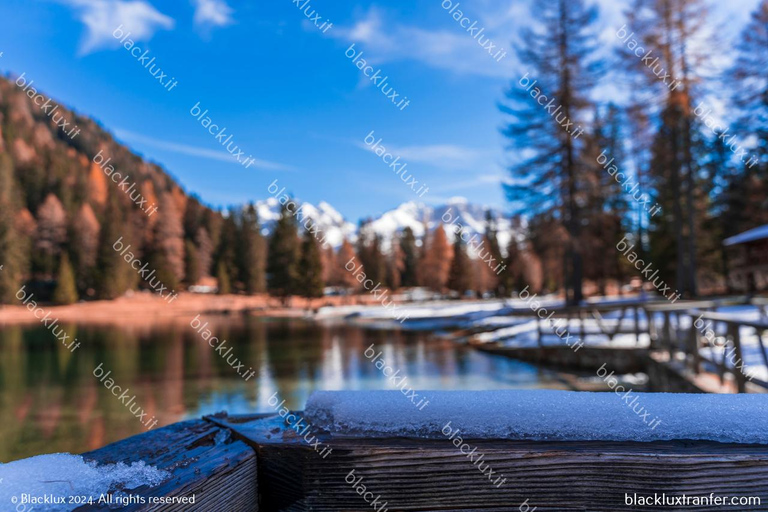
[0,316,581,461]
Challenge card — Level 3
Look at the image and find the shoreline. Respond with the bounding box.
[0,291,389,327]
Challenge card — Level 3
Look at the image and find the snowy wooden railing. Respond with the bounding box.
[217,390,768,511]
[530,299,657,346]
[645,299,768,392]
[508,296,768,393]
[528,297,751,347]
[52,390,768,511]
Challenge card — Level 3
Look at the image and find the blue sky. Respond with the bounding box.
[0,0,760,222]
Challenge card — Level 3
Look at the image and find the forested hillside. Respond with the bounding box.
[0,75,511,304]
[0,75,270,303]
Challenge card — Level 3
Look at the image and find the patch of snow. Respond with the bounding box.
[305,390,768,444]
[0,453,168,511]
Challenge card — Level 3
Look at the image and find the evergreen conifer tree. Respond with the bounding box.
[95,195,130,299]
[216,260,231,295]
[0,153,24,303]
[239,204,267,294]
[447,235,472,295]
[299,230,324,298]
[500,0,603,305]
[53,253,78,305]
[267,202,300,296]
[399,227,419,287]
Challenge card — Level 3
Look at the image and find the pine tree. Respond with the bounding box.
[625,96,654,260]
[399,227,419,287]
[267,202,300,296]
[70,203,100,294]
[321,245,335,287]
[527,213,568,293]
[356,223,386,285]
[482,211,504,294]
[184,239,201,286]
[148,249,177,296]
[581,105,630,294]
[447,235,472,295]
[216,210,240,289]
[332,239,359,290]
[53,253,78,305]
[421,226,452,292]
[386,238,404,290]
[299,229,324,298]
[216,260,231,295]
[239,204,267,294]
[35,193,67,276]
[183,196,206,239]
[0,153,24,303]
[500,234,522,294]
[728,0,768,230]
[500,0,602,305]
[155,192,185,285]
[731,0,768,156]
[622,0,712,297]
[520,243,545,293]
[95,195,130,299]
[195,227,214,278]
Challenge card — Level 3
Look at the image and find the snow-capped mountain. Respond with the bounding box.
[254,196,518,251]
[366,198,516,252]
[255,198,356,248]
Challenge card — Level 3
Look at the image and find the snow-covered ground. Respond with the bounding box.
[317,296,563,330]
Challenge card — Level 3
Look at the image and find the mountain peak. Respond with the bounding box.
[253,197,515,252]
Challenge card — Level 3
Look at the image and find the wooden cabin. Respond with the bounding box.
[724,224,768,293]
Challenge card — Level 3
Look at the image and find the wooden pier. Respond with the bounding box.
[472,297,768,394]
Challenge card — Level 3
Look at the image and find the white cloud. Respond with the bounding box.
[390,144,493,169]
[332,0,760,80]
[330,6,518,78]
[114,128,292,171]
[192,0,234,29]
[432,173,507,192]
[357,138,495,170]
[62,0,174,54]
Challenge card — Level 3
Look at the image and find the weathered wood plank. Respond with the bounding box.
[76,419,258,512]
[474,344,649,374]
[219,414,768,512]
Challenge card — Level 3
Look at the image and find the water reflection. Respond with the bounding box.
[0,316,571,461]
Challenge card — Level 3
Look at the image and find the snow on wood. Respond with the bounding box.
[0,453,168,511]
[306,389,768,444]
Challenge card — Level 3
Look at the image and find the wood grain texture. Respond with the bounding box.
[473,344,649,374]
[76,419,258,512]
[219,414,768,512]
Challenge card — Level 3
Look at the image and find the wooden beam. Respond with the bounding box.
[474,344,648,374]
[77,419,258,511]
[218,414,768,512]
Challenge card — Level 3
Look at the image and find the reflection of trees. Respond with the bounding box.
[265,320,320,406]
[1,317,531,462]
[0,326,27,461]
[161,328,186,424]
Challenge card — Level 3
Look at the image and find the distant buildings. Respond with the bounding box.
[724,225,768,293]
